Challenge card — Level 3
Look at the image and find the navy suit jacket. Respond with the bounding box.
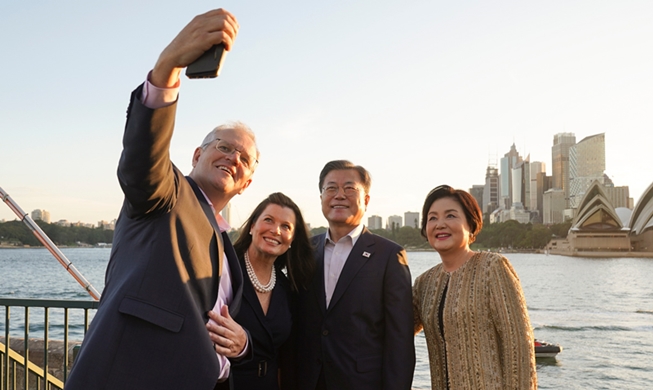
[66,85,248,390]
[231,257,293,390]
[294,228,415,390]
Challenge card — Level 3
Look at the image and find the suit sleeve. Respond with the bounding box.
[382,246,416,390]
[117,84,179,219]
[488,254,537,389]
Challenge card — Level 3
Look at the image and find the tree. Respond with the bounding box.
[0,220,113,246]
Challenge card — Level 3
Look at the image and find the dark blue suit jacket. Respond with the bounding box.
[231,257,293,390]
[66,85,248,390]
[294,228,415,390]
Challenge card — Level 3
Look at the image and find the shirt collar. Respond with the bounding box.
[325,223,365,246]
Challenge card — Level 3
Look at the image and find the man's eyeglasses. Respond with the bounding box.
[203,138,258,171]
[321,185,361,197]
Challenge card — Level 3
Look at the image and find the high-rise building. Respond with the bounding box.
[469,185,484,213]
[404,211,420,229]
[499,143,522,209]
[482,166,499,215]
[603,185,631,209]
[523,157,531,210]
[551,132,576,206]
[543,188,567,224]
[529,161,546,213]
[31,209,51,223]
[569,133,606,208]
[387,215,402,230]
[511,157,529,209]
[368,215,383,230]
[509,202,531,224]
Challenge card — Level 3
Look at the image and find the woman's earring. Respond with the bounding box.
[249,231,253,235]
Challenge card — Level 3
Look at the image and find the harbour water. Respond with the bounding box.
[1,248,653,389]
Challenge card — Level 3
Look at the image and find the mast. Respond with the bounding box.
[0,187,101,301]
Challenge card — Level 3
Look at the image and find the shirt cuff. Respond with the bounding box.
[236,337,250,359]
[140,70,180,109]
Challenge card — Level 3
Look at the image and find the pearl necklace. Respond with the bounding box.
[244,251,276,294]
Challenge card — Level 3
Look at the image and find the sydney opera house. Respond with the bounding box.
[547,181,653,257]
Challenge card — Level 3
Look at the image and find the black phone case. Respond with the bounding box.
[186,44,226,79]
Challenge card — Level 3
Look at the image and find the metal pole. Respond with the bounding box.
[0,187,101,301]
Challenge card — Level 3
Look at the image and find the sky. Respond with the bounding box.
[1,1,652,230]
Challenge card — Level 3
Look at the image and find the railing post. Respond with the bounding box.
[63,308,69,384]
[0,298,98,389]
[23,307,29,390]
[3,306,9,390]
[43,308,49,389]
[84,309,90,334]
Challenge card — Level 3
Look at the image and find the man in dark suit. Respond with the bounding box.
[66,9,253,390]
[294,160,415,390]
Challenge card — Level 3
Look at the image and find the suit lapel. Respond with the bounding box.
[186,175,245,316]
[327,228,375,311]
[186,176,223,262]
[241,264,280,341]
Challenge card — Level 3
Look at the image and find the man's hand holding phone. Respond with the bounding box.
[151,8,239,88]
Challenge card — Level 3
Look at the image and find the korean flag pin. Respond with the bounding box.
[362,251,371,258]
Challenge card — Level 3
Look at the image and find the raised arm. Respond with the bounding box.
[152,8,239,88]
[118,8,240,218]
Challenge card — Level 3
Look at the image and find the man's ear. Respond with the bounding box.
[237,178,253,195]
[191,147,202,168]
[364,194,370,211]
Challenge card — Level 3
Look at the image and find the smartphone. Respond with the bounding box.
[186,44,227,79]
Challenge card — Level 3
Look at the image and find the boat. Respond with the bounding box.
[534,339,562,358]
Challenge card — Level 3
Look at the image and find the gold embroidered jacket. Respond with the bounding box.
[413,252,537,389]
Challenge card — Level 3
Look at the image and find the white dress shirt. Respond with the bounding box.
[324,224,365,308]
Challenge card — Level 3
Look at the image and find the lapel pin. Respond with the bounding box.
[362,251,371,258]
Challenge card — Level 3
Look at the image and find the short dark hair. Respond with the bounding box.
[318,160,371,194]
[233,192,315,292]
[420,185,483,243]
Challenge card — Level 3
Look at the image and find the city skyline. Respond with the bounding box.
[2,1,652,229]
[5,129,639,230]
[0,128,648,228]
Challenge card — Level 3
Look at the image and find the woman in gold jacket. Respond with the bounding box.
[413,185,537,389]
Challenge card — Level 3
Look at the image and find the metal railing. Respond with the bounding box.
[0,298,98,390]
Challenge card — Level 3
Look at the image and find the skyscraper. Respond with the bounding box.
[404,211,420,229]
[569,133,606,208]
[387,215,402,230]
[31,209,51,223]
[511,156,530,209]
[529,161,546,219]
[551,132,576,206]
[469,185,485,213]
[482,166,499,215]
[368,215,383,230]
[500,143,522,209]
[543,188,567,224]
